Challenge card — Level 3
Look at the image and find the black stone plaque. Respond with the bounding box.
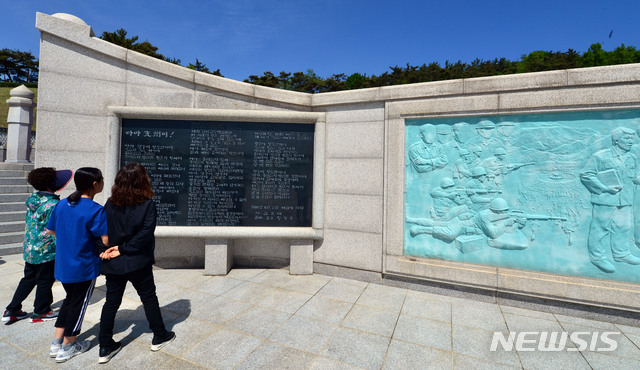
[120,119,314,226]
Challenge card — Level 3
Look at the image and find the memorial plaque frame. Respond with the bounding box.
[106,107,325,241]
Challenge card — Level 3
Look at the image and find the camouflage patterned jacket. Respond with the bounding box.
[23,192,59,264]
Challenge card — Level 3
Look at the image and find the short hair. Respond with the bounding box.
[611,127,635,144]
[27,167,57,191]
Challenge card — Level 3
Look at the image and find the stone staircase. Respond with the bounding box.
[0,162,34,256]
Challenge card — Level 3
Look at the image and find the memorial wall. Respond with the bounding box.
[35,12,640,312]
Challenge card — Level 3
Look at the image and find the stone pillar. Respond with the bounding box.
[5,85,35,163]
[204,239,234,276]
[290,239,314,275]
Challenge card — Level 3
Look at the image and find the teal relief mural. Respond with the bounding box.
[404,109,640,284]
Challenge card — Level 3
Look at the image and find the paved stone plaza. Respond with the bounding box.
[1,253,640,369]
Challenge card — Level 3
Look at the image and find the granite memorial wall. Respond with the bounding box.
[35,12,640,311]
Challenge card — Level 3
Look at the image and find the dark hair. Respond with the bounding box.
[68,167,103,203]
[109,163,154,206]
[28,167,57,191]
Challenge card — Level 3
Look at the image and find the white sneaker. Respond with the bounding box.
[55,340,90,363]
[50,342,61,358]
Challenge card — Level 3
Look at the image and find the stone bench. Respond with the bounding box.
[155,227,322,275]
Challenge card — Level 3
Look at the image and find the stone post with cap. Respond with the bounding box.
[5,85,35,163]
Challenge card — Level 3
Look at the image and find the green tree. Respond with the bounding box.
[0,49,38,83]
[581,43,610,67]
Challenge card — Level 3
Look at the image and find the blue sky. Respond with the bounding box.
[4,1,640,81]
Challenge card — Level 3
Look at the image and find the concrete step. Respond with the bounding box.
[0,170,28,178]
[0,221,25,233]
[0,163,34,171]
[0,202,26,212]
[0,211,26,222]
[0,185,32,194]
[0,232,24,245]
[0,177,30,185]
[0,243,22,256]
[0,193,30,203]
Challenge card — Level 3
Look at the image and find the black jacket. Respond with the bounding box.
[100,199,156,275]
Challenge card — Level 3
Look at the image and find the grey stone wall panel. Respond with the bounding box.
[567,64,640,86]
[126,85,195,109]
[37,72,125,116]
[325,121,384,159]
[39,35,126,82]
[380,79,464,100]
[324,194,382,234]
[322,103,385,123]
[311,88,381,107]
[463,70,567,94]
[35,110,108,153]
[314,229,382,272]
[498,84,640,111]
[325,158,383,196]
[195,72,255,97]
[387,95,500,119]
[234,239,291,260]
[196,86,257,110]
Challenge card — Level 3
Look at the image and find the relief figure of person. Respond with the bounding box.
[429,177,469,221]
[408,124,448,173]
[466,120,505,159]
[580,127,640,273]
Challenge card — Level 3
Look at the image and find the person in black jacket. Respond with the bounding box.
[97,163,175,364]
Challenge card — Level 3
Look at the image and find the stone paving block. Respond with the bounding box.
[451,324,520,368]
[309,356,363,370]
[499,304,556,320]
[452,305,509,333]
[225,268,267,281]
[225,306,291,338]
[249,268,294,287]
[355,284,407,313]
[189,295,251,325]
[560,322,640,361]
[321,327,390,370]
[316,278,367,304]
[0,341,50,369]
[341,304,399,337]
[295,295,353,325]
[615,323,640,336]
[161,313,218,356]
[401,293,452,323]
[220,281,278,305]
[383,339,453,369]
[517,348,590,369]
[553,313,619,331]
[195,276,244,296]
[256,288,312,314]
[393,315,451,351]
[453,353,520,370]
[581,350,640,369]
[269,315,336,353]
[235,341,316,370]
[97,337,181,369]
[502,313,565,336]
[281,274,331,295]
[182,328,263,369]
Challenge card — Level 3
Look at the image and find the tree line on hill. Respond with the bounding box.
[2,28,640,93]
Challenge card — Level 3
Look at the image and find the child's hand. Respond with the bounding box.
[100,246,121,259]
